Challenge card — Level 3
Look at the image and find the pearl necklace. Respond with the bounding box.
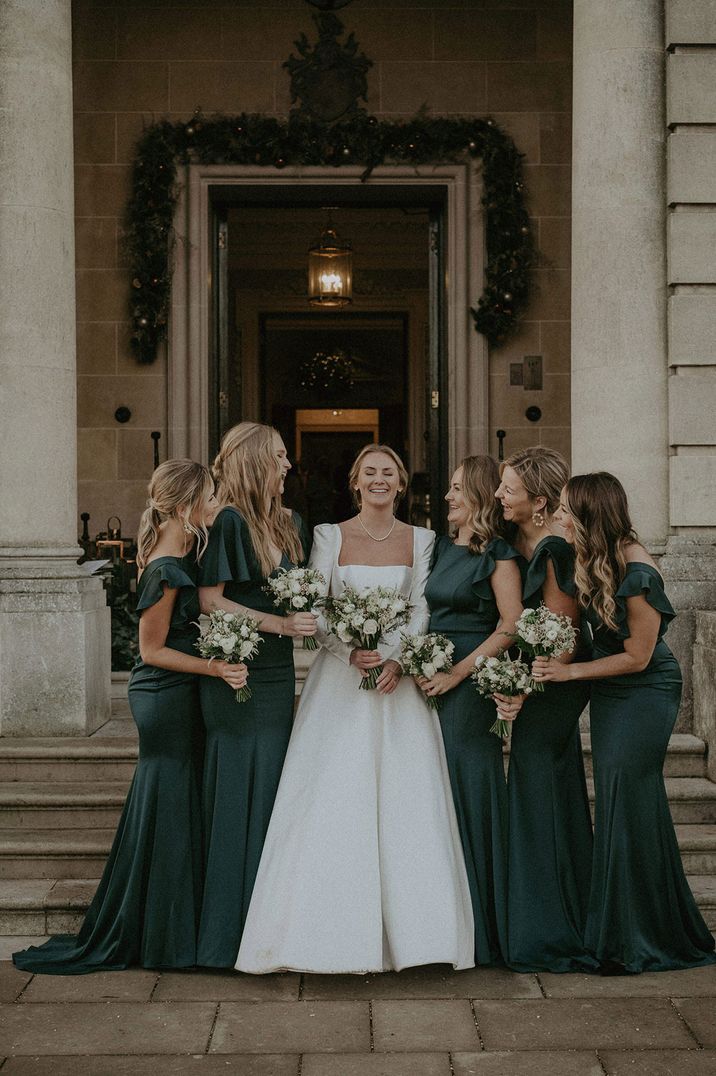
[357,514,397,542]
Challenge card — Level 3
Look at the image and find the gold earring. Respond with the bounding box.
[532,510,545,528]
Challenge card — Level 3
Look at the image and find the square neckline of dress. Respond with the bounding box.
[335,521,416,570]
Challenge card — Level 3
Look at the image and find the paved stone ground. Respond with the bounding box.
[1,945,715,1075]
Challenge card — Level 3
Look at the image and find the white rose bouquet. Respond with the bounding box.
[509,603,578,691]
[399,632,455,711]
[263,566,326,650]
[195,611,263,702]
[472,655,533,739]
[323,584,413,691]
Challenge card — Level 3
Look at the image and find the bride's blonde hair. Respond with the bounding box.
[213,422,304,577]
[565,472,639,632]
[136,459,213,569]
[348,444,409,510]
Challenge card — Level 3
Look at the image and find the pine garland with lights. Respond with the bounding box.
[124,111,535,363]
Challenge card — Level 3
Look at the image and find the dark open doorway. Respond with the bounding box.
[210,185,449,532]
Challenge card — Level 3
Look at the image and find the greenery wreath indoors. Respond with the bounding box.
[125,111,535,364]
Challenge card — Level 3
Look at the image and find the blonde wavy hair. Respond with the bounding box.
[565,472,639,632]
[136,459,213,569]
[501,445,569,517]
[212,422,303,577]
[348,444,409,510]
[458,455,506,554]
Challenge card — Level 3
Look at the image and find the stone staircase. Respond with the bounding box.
[1,695,716,937]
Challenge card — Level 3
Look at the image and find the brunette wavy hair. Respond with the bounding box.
[564,472,639,631]
[212,422,303,577]
[459,455,506,554]
[136,459,213,569]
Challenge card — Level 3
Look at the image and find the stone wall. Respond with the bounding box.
[694,611,716,779]
[72,0,573,537]
[666,1,716,534]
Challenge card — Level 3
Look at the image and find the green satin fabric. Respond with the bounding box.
[425,537,520,965]
[14,557,204,974]
[585,564,716,972]
[506,535,595,972]
[195,508,306,966]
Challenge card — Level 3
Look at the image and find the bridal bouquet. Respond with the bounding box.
[195,611,263,702]
[509,603,577,691]
[264,566,326,650]
[323,585,413,691]
[472,655,533,739]
[400,632,455,711]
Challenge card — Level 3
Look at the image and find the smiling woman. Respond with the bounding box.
[235,442,475,974]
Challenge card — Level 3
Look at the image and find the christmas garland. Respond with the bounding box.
[125,112,535,363]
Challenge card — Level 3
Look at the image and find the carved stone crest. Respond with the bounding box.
[284,3,372,125]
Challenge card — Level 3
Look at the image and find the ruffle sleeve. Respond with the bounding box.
[523,534,576,603]
[614,566,676,639]
[198,507,253,588]
[471,536,522,605]
[136,561,196,613]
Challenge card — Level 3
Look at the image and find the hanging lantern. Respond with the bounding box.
[308,226,353,308]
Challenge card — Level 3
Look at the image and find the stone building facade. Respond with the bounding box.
[0,0,714,738]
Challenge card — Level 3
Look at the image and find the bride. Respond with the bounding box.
[236,444,475,974]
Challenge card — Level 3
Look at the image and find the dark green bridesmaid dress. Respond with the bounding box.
[424,535,520,965]
[585,563,716,972]
[196,507,307,967]
[14,556,204,974]
[506,535,596,973]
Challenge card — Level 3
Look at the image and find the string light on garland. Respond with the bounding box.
[124,111,535,363]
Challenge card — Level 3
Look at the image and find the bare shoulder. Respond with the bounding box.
[623,542,659,571]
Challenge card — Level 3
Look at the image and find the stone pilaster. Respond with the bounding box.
[0,0,110,735]
[570,0,669,550]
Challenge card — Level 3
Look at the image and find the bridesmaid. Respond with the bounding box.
[535,472,716,973]
[13,460,247,974]
[197,421,314,967]
[418,456,523,965]
[495,446,595,973]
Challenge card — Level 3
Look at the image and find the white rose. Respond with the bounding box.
[292,596,307,608]
[222,612,234,623]
[422,662,436,678]
[290,580,302,593]
[433,651,447,669]
[221,634,237,654]
[363,618,379,636]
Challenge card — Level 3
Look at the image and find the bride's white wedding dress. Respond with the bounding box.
[235,523,475,974]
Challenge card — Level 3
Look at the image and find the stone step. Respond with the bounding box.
[0,782,126,830]
[580,733,707,778]
[2,873,715,938]
[0,732,706,782]
[677,825,716,873]
[586,777,716,824]
[0,738,137,783]
[0,829,116,879]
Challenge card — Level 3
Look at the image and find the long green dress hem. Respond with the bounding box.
[585,564,716,973]
[13,557,204,975]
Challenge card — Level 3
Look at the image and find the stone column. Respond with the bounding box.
[0,0,110,735]
[571,0,669,550]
